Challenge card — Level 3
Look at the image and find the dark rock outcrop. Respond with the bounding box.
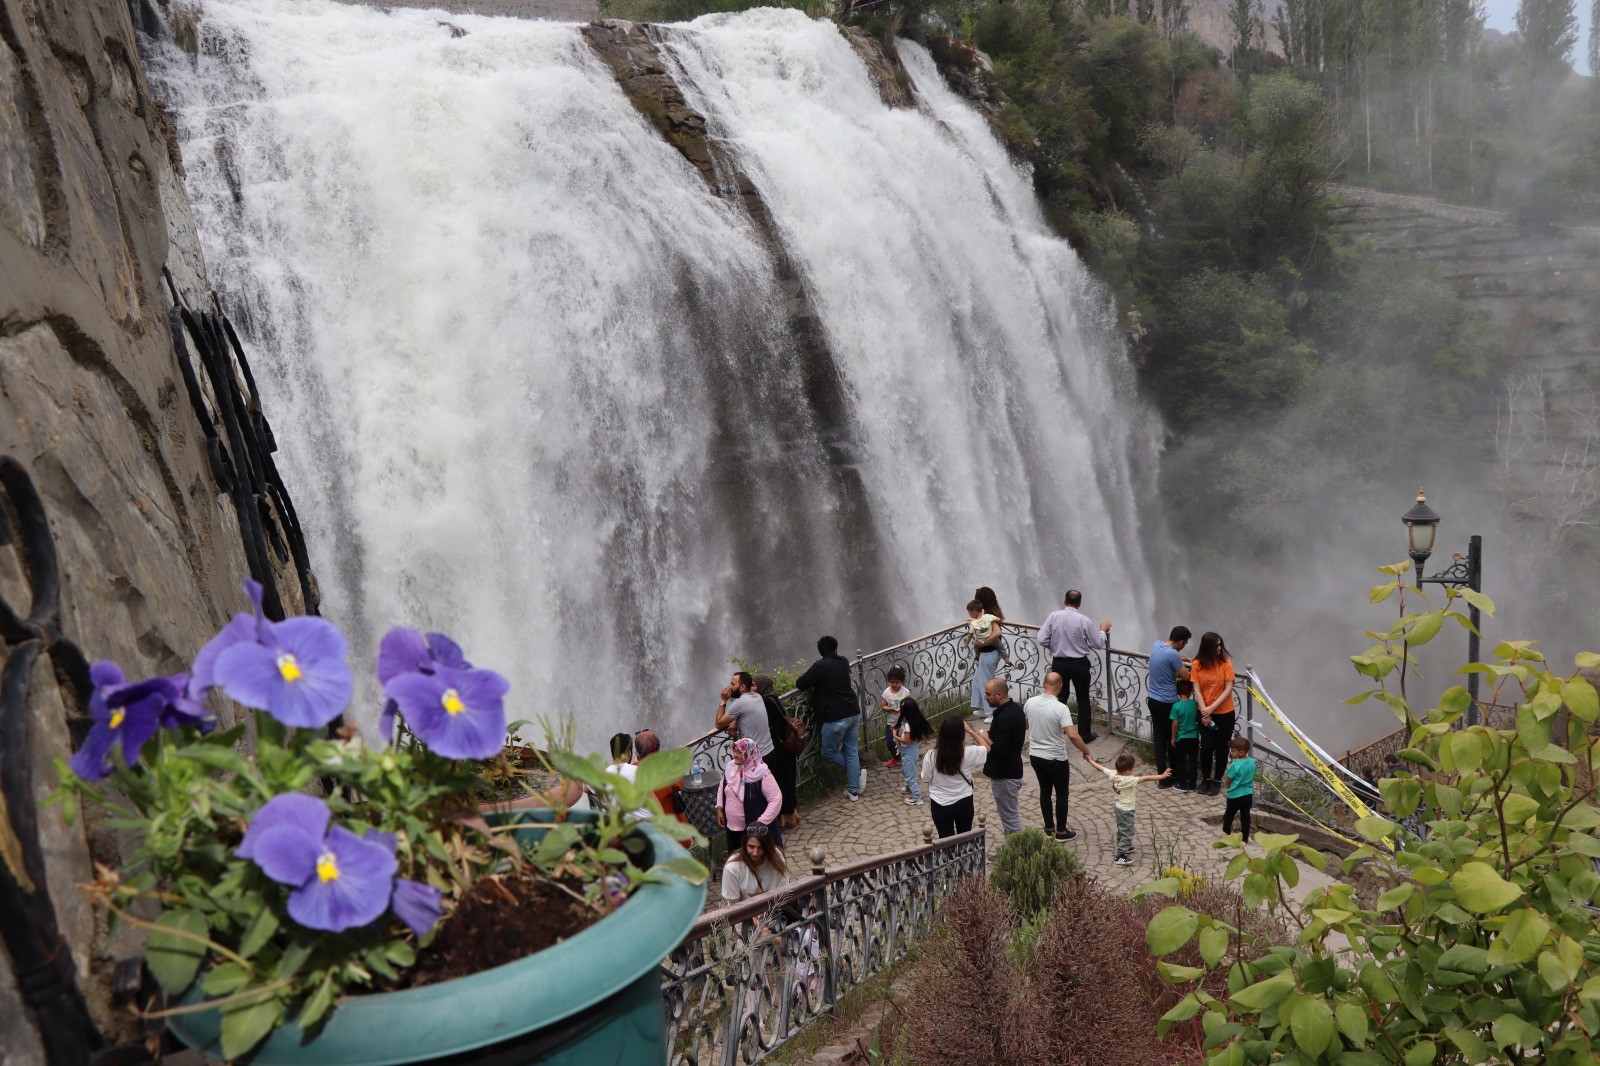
[0,0,311,1057]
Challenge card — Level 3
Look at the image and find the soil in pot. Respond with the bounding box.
[398,868,602,989]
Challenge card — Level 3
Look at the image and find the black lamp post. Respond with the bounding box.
[1400,489,1484,726]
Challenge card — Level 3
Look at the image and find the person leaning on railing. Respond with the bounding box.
[1037,589,1110,742]
[796,635,865,802]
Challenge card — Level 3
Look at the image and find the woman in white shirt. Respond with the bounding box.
[721,828,789,903]
[920,717,989,838]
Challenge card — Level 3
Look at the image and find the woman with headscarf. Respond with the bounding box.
[716,737,783,852]
[755,674,800,830]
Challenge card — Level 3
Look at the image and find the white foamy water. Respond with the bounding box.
[152,2,1159,748]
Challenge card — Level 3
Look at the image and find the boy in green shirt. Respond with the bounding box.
[1169,679,1200,793]
[1222,736,1257,841]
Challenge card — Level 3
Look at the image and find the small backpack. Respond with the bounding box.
[766,694,809,755]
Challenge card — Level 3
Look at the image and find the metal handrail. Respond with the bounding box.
[660,828,987,1065]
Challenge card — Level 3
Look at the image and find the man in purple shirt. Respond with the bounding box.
[1036,589,1111,741]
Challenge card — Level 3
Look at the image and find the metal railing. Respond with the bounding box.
[660,828,987,1065]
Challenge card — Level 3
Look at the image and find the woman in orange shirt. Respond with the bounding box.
[1190,632,1236,796]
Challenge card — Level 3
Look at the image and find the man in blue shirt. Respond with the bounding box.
[1146,626,1191,788]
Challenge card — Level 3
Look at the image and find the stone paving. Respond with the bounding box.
[786,728,1343,902]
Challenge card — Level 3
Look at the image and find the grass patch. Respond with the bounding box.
[764,949,920,1065]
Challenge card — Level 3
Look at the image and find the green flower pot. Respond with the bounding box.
[167,815,703,1064]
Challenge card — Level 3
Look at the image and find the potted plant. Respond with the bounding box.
[52,581,707,1064]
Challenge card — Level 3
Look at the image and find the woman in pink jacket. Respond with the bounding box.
[716,738,783,851]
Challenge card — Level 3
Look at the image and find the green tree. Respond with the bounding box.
[1516,0,1579,127]
[1142,580,1600,1063]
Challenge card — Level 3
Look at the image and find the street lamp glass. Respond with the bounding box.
[1402,489,1440,561]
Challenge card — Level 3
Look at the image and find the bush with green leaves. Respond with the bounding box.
[1140,570,1600,1064]
[990,829,1083,918]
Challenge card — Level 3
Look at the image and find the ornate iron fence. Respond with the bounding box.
[660,829,986,1066]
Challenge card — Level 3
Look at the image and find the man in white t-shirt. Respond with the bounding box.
[1022,672,1094,842]
[715,671,774,756]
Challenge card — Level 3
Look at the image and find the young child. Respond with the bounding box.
[895,696,933,806]
[1221,736,1257,842]
[882,667,910,768]
[1085,751,1170,865]
[1169,679,1200,793]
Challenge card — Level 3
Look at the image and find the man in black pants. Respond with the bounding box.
[1036,590,1112,741]
[1022,671,1094,841]
[1145,626,1191,788]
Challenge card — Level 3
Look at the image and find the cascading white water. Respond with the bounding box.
[153,1,1160,749]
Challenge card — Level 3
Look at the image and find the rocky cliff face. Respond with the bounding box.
[0,0,310,1058]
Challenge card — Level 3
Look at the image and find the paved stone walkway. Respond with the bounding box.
[787,729,1343,901]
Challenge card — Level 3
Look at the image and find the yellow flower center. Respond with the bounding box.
[277,654,303,682]
[442,689,465,716]
[316,851,340,883]
[109,709,126,730]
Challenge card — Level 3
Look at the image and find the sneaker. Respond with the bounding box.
[1055,829,1078,841]
[844,790,860,802]
[886,758,900,768]
[1173,784,1192,793]
[1082,733,1099,743]
[1157,779,1173,789]
[901,782,911,794]
[905,796,923,806]
[1115,856,1132,866]
[1205,781,1222,796]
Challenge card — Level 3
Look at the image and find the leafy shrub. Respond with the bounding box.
[1145,581,1600,1062]
[989,829,1082,918]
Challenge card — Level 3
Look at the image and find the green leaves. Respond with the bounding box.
[1199,924,1230,967]
[1451,862,1522,914]
[1486,909,1549,967]
[632,746,691,795]
[1287,994,1335,1058]
[1147,905,1199,955]
[146,909,210,995]
[220,995,284,1060]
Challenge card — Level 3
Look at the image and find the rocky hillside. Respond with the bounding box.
[0,0,313,1058]
[1331,185,1600,606]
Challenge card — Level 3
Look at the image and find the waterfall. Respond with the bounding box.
[152,1,1160,749]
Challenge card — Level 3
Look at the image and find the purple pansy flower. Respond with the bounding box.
[213,616,354,729]
[383,665,508,760]
[69,663,214,781]
[190,580,269,698]
[376,629,473,741]
[359,827,443,937]
[237,795,397,932]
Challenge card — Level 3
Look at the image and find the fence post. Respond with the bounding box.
[810,847,837,1013]
[1245,668,1254,745]
[1103,642,1113,735]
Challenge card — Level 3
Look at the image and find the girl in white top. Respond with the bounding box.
[721,830,789,903]
[920,717,988,838]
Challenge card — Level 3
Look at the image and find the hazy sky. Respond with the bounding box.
[1482,0,1595,75]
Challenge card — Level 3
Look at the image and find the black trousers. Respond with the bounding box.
[1030,756,1072,832]
[1171,737,1199,790]
[1147,698,1173,774]
[767,748,798,816]
[1200,713,1236,784]
[1052,655,1095,736]
[1223,794,1253,840]
[930,795,975,838]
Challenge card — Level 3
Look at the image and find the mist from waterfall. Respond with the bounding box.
[152,1,1160,749]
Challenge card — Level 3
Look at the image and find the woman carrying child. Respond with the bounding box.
[716,738,783,851]
[921,717,988,837]
[963,588,1005,718]
[895,696,933,806]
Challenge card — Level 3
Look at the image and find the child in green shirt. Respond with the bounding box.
[1169,679,1200,793]
[1222,736,1257,842]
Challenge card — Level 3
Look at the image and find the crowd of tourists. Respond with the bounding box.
[700,586,1258,901]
